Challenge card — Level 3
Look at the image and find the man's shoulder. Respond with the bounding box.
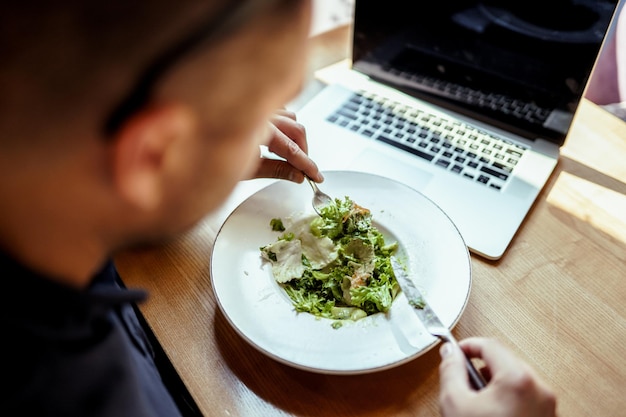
[0,256,181,417]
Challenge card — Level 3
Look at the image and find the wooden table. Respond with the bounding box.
[116,25,626,417]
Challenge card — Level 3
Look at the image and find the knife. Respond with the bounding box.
[390,256,487,390]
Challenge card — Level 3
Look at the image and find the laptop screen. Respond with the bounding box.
[352,0,619,144]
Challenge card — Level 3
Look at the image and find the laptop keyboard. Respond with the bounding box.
[326,91,529,191]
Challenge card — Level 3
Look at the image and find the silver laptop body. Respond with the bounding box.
[295,0,619,259]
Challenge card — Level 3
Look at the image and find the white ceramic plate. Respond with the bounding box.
[211,171,472,374]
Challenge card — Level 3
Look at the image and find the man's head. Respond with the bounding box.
[1,1,309,141]
[0,0,312,283]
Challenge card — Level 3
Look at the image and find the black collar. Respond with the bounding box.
[0,251,147,330]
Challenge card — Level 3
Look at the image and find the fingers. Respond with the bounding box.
[439,338,523,400]
[252,158,306,183]
[438,342,476,417]
[439,342,475,394]
[459,337,533,384]
[459,337,513,369]
[269,110,308,154]
[439,338,557,417]
[459,337,556,407]
[262,110,323,182]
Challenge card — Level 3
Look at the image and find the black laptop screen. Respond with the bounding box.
[352,0,619,144]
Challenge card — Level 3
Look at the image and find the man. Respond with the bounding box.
[0,1,555,416]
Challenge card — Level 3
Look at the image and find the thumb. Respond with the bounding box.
[439,342,472,394]
[249,159,305,183]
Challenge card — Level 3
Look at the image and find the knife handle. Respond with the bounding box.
[464,355,487,390]
[440,335,487,390]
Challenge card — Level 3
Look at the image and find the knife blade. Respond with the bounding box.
[390,256,487,390]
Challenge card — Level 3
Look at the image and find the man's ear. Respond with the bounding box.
[109,102,195,212]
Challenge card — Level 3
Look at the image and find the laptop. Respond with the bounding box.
[294,0,620,260]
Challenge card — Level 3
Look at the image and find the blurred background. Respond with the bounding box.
[310,0,353,36]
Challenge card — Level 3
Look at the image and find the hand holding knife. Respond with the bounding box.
[390,256,487,390]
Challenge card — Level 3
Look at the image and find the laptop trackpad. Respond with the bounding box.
[347,149,433,192]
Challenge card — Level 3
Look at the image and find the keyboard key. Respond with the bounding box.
[376,135,434,161]
[493,161,513,172]
[480,166,509,180]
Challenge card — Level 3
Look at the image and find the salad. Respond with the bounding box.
[260,196,399,323]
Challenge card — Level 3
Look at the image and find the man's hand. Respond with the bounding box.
[439,337,557,417]
[251,109,323,183]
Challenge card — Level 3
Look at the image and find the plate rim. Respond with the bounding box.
[210,170,472,374]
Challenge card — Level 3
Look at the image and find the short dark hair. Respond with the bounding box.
[103,0,289,136]
[0,0,302,147]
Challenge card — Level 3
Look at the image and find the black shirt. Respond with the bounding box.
[0,252,184,417]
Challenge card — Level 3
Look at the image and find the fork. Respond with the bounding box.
[305,175,333,216]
